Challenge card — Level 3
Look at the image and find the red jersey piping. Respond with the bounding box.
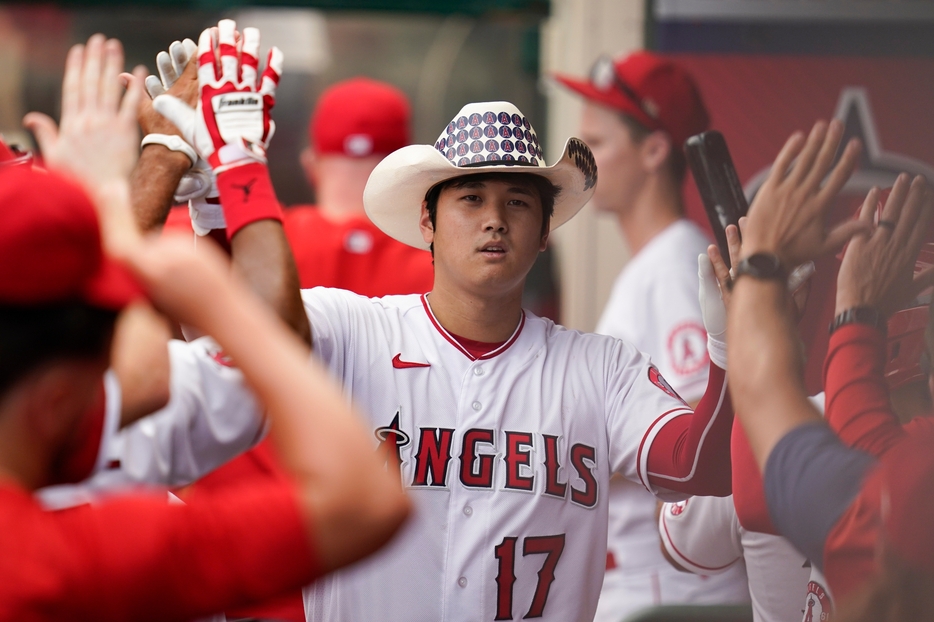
[420,294,525,361]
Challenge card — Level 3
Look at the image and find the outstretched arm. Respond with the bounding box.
[28,32,409,573]
[730,119,864,471]
[823,178,934,457]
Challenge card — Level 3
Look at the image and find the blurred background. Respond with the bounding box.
[1,0,933,351]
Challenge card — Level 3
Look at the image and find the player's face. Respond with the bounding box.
[421,178,548,298]
[578,102,646,215]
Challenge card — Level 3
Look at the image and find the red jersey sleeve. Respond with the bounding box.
[730,418,779,534]
[645,362,733,496]
[823,323,905,457]
[11,482,318,622]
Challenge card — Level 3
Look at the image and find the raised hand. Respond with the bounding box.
[153,20,283,173]
[741,119,869,268]
[135,36,224,234]
[23,35,146,258]
[24,36,146,190]
[835,175,934,317]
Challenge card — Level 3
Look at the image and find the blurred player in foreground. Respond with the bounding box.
[727,118,934,621]
[0,32,408,620]
[555,51,748,619]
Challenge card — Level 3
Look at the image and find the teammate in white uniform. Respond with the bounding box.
[659,495,807,622]
[275,100,738,622]
[555,52,749,619]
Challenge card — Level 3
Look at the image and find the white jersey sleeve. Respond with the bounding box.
[116,336,265,486]
[659,495,744,575]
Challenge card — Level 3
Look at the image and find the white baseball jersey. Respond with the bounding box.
[300,288,702,622]
[594,218,747,622]
[38,337,263,509]
[660,495,809,622]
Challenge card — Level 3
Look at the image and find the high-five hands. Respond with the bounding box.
[835,175,934,318]
[140,36,225,234]
[741,119,869,268]
[153,19,283,174]
[24,36,146,192]
[23,35,147,258]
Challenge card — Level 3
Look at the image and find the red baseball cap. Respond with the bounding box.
[0,166,142,310]
[554,51,710,149]
[310,77,411,157]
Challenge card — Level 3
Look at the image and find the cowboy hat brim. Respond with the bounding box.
[364,137,597,250]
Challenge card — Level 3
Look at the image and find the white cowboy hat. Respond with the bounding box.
[364,101,598,250]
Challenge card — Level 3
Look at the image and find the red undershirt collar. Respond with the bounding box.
[448,333,507,359]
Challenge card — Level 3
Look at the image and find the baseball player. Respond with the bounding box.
[0,32,408,620]
[0,121,267,512]
[159,76,745,617]
[555,51,748,618]
[285,77,434,295]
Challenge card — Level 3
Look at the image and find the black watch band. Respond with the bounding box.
[829,306,886,336]
[732,253,786,287]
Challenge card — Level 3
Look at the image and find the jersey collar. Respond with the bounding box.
[420,293,525,361]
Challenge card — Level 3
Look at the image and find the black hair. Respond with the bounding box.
[618,113,688,184]
[0,301,117,395]
[423,171,560,254]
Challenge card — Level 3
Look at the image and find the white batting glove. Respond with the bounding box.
[142,37,226,235]
[145,38,197,99]
[153,20,283,174]
[178,159,225,236]
[698,254,727,369]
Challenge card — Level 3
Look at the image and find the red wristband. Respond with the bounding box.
[216,162,283,240]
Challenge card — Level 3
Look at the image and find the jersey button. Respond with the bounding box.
[471,401,482,411]
[458,577,468,588]
[473,366,484,376]
[463,505,473,516]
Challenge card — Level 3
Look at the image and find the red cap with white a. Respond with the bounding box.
[310,77,411,157]
[554,51,710,149]
[0,167,142,310]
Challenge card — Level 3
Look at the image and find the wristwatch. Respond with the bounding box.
[732,253,786,286]
[829,306,886,336]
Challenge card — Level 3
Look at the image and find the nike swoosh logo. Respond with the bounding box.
[392,354,430,369]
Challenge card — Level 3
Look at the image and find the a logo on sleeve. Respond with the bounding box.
[802,580,832,622]
[669,500,688,516]
[648,366,687,405]
[667,322,708,376]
